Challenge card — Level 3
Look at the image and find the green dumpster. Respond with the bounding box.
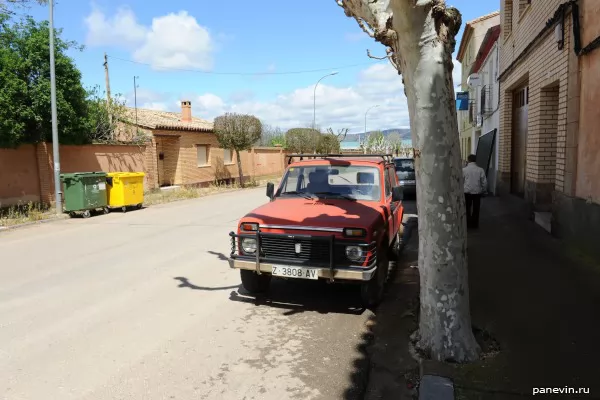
[60,172,109,218]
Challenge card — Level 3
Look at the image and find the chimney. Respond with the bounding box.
[181,100,192,122]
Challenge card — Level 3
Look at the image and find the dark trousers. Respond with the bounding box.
[465,193,482,229]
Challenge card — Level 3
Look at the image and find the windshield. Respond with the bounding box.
[277,165,382,201]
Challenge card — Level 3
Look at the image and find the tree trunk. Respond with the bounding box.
[236,149,244,188]
[336,0,480,362]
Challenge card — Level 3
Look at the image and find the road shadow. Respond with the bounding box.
[174,277,240,291]
[343,200,420,400]
[207,250,229,261]
[229,277,366,316]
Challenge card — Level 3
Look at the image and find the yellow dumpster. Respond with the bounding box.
[106,172,145,212]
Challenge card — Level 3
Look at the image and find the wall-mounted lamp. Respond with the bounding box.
[555,19,564,50]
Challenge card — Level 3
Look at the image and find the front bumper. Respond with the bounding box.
[229,231,377,282]
[228,258,376,281]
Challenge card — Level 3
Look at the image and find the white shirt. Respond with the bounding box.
[463,162,488,194]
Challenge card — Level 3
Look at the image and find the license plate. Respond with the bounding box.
[271,265,319,280]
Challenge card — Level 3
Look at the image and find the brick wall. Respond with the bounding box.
[1,143,146,207]
[2,138,288,206]
[498,0,572,205]
[0,145,41,206]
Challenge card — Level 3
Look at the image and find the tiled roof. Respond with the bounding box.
[122,107,213,132]
[467,11,500,25]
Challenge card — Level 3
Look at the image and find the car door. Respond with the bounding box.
[383,166,398,244]
[387,165,402,239]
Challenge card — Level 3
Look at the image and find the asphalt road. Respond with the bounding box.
[0,187,391,400]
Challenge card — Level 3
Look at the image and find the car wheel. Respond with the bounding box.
[361,248,388,308]
[240,270,271,294]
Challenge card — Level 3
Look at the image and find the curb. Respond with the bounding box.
[1,180,279,233]
[0,214,70,233]
[418,375,454,400]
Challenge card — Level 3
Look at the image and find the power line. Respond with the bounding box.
[106,55,384,76]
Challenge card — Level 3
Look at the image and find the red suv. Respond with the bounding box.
[228,154,405,306]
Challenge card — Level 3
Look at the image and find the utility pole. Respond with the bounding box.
[312,71,338,130]
[104,53,113,126]
[104,53,112,119]
[49,0,61,215]
[134,76,139,127]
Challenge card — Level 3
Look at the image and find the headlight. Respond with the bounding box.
[345,246,363,262]
[241,238,257,253]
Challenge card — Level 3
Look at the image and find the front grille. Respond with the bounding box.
[230,231,376,268]
[260,235,331,263]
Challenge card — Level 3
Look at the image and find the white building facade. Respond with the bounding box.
[469,24,501,195]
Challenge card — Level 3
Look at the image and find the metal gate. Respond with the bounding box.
[511,86,528,196]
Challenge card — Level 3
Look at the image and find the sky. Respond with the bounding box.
[20,0,499,135]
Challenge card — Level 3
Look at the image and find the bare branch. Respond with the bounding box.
[354,17,375,38]
[366,49,388,60]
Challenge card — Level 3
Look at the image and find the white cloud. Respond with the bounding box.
[84,6,146,48]
[137,61,463,135]
[84,7,214,70]
[133,11,213,70]
[188,62,410,133]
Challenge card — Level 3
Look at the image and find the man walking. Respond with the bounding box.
[463,154,488,229]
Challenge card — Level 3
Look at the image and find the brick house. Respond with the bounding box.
[498,0,600,260]
[456,11,500,162]
[121,101,238,189]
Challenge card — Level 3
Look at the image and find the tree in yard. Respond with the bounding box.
[285,128,321,153]
[336,0,480,362]
[0,14,90,147]
[213,112,262,188]
[316,132,341,153]
[365,130,391,153]
[386,130,403,153]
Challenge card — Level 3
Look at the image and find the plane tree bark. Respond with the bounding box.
[336,0,480,362]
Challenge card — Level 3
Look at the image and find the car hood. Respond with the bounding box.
[241,198,385,230]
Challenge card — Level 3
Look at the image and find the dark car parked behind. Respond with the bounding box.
[393,157,416,198]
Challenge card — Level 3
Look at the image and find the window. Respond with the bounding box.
[197,145,209,166]
[224,149,233,164]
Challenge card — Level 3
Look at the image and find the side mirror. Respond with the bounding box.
[392,186,404,202]
[266,182,275,200]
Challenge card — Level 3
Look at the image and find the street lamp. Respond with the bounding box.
[49,0,61,215]
[313,71,338,130]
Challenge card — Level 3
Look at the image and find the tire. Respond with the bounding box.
[136,203,143,210]
[361,246,388,308]
[68,212,76,218]
[240,270,271,294]
[82,210,91,219]
[103,207,110,215]
[122,206,127,213]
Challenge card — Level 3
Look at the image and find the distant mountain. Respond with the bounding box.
[343,128,411,142]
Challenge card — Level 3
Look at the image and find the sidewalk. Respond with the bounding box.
[452,195,600,399]
[362,195,600,400]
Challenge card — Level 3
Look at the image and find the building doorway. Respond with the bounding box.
[511,86,528,196]
[155,135,180,187]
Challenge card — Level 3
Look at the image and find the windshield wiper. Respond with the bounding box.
[281,191,315,199]
[313,192,355,201]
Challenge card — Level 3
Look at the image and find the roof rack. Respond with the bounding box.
[286,153,394,165]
